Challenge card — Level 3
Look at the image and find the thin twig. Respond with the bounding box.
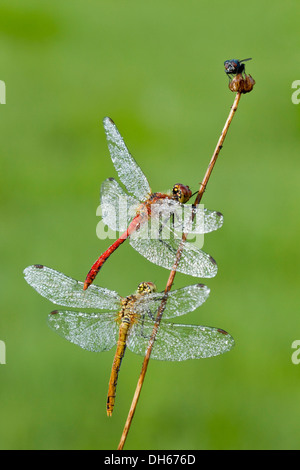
[117,92,242,450]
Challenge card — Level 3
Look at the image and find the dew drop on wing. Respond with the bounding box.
[50,311,60,330]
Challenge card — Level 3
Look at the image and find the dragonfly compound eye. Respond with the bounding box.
[172,184,192,204]
[137,282,157,294]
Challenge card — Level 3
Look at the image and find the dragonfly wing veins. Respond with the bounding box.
[100,177,139,232]
[129,217,218,278]
[127,319,234,361]
[48,310,119,353]
[103,117,151,202]
[23,265,121,310]
[133,284,211,320]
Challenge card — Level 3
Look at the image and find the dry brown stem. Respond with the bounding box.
[117,92,242,450]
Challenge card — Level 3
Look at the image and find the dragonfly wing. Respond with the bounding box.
[134,284,210,320]
[127,320,234,360]
[147,199,223,235]
[202,208,223,233]
[129,221,218,278]
[24,265,121,310]
[48,310,119,352]
[103,117,151,201]
[182,207,224,234]
[100,178,138,231]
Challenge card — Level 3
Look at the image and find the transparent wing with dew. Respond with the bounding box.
[185,206,223,234]
[47,310,119,352]
[23,265,121,310]
[133,284,210,320]
[127,319,235,360]
[103,117,151,202]
[100,177,139,232]
[139,199,224,235]
[156,200,224,234]
[129,217,218,278]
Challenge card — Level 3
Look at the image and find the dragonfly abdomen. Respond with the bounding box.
[106,315,131,416]
[83,215,141,290]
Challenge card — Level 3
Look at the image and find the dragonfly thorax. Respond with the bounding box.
[119,295,136,322]
[118,282,157,324]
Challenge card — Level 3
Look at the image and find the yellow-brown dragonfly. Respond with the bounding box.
[24,264,234,416]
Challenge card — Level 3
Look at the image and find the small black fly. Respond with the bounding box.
[224,58,252,77]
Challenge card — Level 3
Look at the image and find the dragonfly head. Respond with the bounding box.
[137,281,157,295]
[172,184,192,204]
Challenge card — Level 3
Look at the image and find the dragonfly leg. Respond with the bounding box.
[154,212,179,255]
[157,236,177,255]
[138,314,153,340]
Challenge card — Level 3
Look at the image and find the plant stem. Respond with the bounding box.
[117,91,242,450]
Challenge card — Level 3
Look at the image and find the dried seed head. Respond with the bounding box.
[229,73,255,94]
[243,74,255,93]
[228,74,243,92]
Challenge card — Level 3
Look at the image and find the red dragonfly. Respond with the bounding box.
[84,118,224,290]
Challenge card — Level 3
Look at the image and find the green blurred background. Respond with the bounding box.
[1,0,300,450]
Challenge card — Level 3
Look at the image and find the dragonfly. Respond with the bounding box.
[24,264,235,416]
[83,117,224,290]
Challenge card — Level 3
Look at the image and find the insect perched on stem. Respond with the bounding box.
[224,58,252,78]
[83,117,224,290]
[224,58,255,94]
[23,265,235,416]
